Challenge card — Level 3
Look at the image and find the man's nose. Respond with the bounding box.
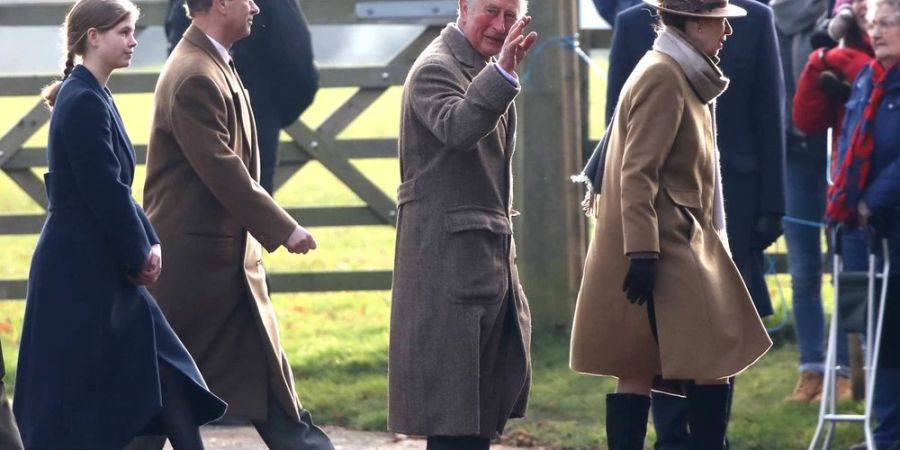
[724,19,733,36]
[491,13,508,32]
[250,0,260,15]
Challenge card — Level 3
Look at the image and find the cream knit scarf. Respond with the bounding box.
[653,26,732,253]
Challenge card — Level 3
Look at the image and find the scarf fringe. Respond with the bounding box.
[571,173,598,217]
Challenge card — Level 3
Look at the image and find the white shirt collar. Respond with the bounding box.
[204,33,231,64]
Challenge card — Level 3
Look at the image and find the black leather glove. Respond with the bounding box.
[820,70,852,102]
[752,213,784,250]
[622,257,658,306]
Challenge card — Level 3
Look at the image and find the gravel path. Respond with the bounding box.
[161,426,544,450]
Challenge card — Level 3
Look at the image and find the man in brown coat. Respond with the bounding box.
[389,1,537,449]
[133,0,332,448]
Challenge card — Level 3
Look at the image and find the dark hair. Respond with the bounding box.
[655,10,691,32]
[184,0,214,18]
[41,0,139,108]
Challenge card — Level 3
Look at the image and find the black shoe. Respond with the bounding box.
[687,384,731,450]
[607,393,651,450]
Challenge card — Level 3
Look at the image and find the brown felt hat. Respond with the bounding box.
[643,0,747,17]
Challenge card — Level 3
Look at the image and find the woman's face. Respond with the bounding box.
[869,3,900,66]
[87,16,138,71]
[686,17,733,58]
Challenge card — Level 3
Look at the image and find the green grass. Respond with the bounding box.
[0,63,869,449]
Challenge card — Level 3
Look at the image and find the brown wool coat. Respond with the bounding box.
[569,51,772,382]
[389,24,531,439]
[143,25,302,422]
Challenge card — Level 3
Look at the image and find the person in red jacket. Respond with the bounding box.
[794,0,873,170]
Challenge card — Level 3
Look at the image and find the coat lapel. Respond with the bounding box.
[183,26,255,158]
[70,67,135,183]
[442,24,488,78]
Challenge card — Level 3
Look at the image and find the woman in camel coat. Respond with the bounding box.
[569,0,771,447]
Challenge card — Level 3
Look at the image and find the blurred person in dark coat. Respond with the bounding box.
[593,0,643,26]
[604,0,785,447]
[165,0,318,193]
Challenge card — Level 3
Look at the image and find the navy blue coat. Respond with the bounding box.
[606,0,786,316]
[839,64,900,272]
[13,66,225,450]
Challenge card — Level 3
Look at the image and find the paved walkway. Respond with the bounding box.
[162,426,543,450]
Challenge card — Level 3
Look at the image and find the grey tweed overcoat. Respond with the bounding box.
[388,24,532,439]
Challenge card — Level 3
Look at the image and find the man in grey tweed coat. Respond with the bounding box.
[388,1,537,449]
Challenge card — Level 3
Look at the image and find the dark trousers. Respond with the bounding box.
[426,436,491,450]
[0,379,24,450]
[124,389,333,450]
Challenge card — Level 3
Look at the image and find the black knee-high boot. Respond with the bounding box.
[686,383,731,450]
[426,435,490,450]
[158,362,205,450]
[606,393,651,450]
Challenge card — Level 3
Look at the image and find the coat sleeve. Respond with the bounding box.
[593,0,617,26]
[264,0,319,127]
[134,199,161,245]
[65,91,150,272]
[620,64,684,254]
[863,161,900,213]
[409,61,519,152]
[793,48,840,135]
[751,9,787,217]
[167,74,298,252]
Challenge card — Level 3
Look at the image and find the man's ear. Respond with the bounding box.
[459,0,469,21]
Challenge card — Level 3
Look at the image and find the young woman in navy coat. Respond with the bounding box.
[12,0,226,449]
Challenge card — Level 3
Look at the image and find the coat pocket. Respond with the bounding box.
[185,233,239,264]
[664,187,701,244]
[442,207,511,304]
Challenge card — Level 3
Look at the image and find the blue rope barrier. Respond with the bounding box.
[521,33,607,86]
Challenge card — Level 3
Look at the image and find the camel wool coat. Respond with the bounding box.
[570,51,772,382]
[389,24,531,439]
[143,25,302,422]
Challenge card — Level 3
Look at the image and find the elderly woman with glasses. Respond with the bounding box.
[826,1,900,449]
[569,0,772,448]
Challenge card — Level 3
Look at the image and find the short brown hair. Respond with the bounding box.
[184,0,215,17]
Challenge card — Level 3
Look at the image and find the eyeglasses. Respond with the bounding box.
[867,17,900,32]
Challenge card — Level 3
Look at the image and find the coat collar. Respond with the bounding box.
[182,24,239,89]
[69,65,106,96]
[442,23,490,71]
